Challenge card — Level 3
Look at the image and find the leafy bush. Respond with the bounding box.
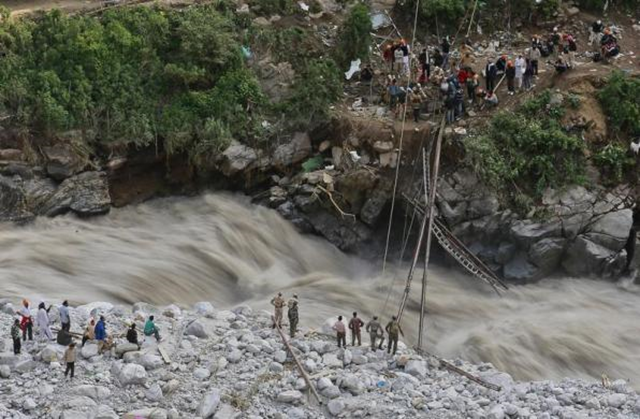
[598,71,640,136]
[593,143,635,185]
[575,0,639,12]
[335,4,372,68]
[411,0,466,24]
[284,58,342,125]
[0,6,263,164]
[248,0,296,16]
[465,91,585,201]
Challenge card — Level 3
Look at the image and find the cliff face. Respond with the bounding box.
[0,299,639,418]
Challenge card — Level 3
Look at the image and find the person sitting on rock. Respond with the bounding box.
[82,318,95,347]
[484,90,499,107]
[144,315,161,342]
[554,57,569,73]
[126,323,139,347]
[332,316,346,348]
[95,316,107,353]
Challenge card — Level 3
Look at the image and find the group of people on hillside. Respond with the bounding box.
[271,293,406,355]
[373,18,621,126]
[9,299,163,380]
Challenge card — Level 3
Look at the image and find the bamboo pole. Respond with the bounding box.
[466,0,480,39]
[272,316,323,405]
[417,116,445,349]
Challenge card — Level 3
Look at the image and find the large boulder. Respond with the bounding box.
[220,141,258,176]
[42,144,86,180]
[585,209,633,251]
[41,171,111,217]
[562,235,617,277]
[503,253,540,283]
[117,363,147,386]
[510,220,562,248]
[273,132,311,168]
[528,238,566,273]
[198,389,221,418]
[0,175,33,222]
[22,177,57,215]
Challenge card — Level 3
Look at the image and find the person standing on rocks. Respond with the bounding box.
[82,318,95,347]
[11,318,21,355]
[332,316,346,348]
[59,300,71,331]
[17,299,33,341]
[144,315,161,342]
[506,61,516,96]
[95,316,107,353]
[385,316,404,355]
[515,54,526,92]
[366,316,384,351]
[63,342,77,380]
[36,302,53,341]
[484,59,497,93]
[271,292,286,329]
[348,312,365,346]
[287,295,299,338]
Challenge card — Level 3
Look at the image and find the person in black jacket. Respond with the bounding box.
[506,61,516,95]
[126,323,139,348]
[441,37,450,71]
[485,59,497,92]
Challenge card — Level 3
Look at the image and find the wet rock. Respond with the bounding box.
[41,171,111,217]
[504,253,540,282]
[0,175,33,222]
[528,238,566,273]
[511,220,562,248]
[563,235,616,276]
[220,141,258,177]
[360,189,388,226]
[327,399,345,416]
[42,144,85,180]
[22,177,57,215]
[585,209,633,251]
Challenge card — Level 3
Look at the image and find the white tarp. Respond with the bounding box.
[370,12,392,30]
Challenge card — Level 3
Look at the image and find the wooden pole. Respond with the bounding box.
[466,0,479,38]
[417,115,445,349]
[417,149,429,349]
[272,316,322,405]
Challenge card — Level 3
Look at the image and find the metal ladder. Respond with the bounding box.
[403,194,508,294]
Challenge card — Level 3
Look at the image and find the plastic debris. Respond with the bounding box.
[344,59,361,80]
[298,2,309,11]
[370,12,391,30]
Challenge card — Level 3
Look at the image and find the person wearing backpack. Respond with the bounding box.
[385,316,405,355]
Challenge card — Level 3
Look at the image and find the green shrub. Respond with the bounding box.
[593,143,635,185]
[465,91,585,201]
[285,58,342,124]
[248,0,296,16]
[335,4,372,68]
[598,71,640,136]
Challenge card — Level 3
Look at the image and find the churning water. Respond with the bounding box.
[2,193,639,387]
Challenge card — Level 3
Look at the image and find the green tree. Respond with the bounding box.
[598,71,640,136]
[336,4,372,68]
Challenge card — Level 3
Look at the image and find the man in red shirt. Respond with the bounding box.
[348,312,365,346]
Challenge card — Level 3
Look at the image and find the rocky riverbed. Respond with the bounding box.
[0,299,639,419]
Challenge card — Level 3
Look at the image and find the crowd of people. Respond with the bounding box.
[9,299,163,380]
[369,20,621,125]
[271,293,406,355]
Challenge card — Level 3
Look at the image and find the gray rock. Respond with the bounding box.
[0,175,33,222]
[213,403,236,419]
[73,385,111,400]
[194,302,215,316]
[277,390,304,404]
[22,177,57,215]
[0,365,10,378]
[327,399,345,416]
[194,367,211,380]
[510,220,562,247]
[321,385,341,399]
[607,393,627,408]
[274,350,287,363]
[338,374,364,395]
[186,320,209,338]
[41,171,111,217]
[144,383,164,402]
[269,362,284,373]
[198,389,221,418]
[528,238,566,272]
[220,142,257,176]
[226,349,243,363]
[322,353,342,368]
[42,144,86,180]
[317,377,332,390]
[14,359,37,372]
[360,188,388,226]
[123,409,168,419]
[81,343,99,359]
[586,209,633,251]
[115,343,139,356]
[117,363,147,386]
[404,360,428,377]
[562,235,616,277]
[273,132,311,167]
[504,253,540,283]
